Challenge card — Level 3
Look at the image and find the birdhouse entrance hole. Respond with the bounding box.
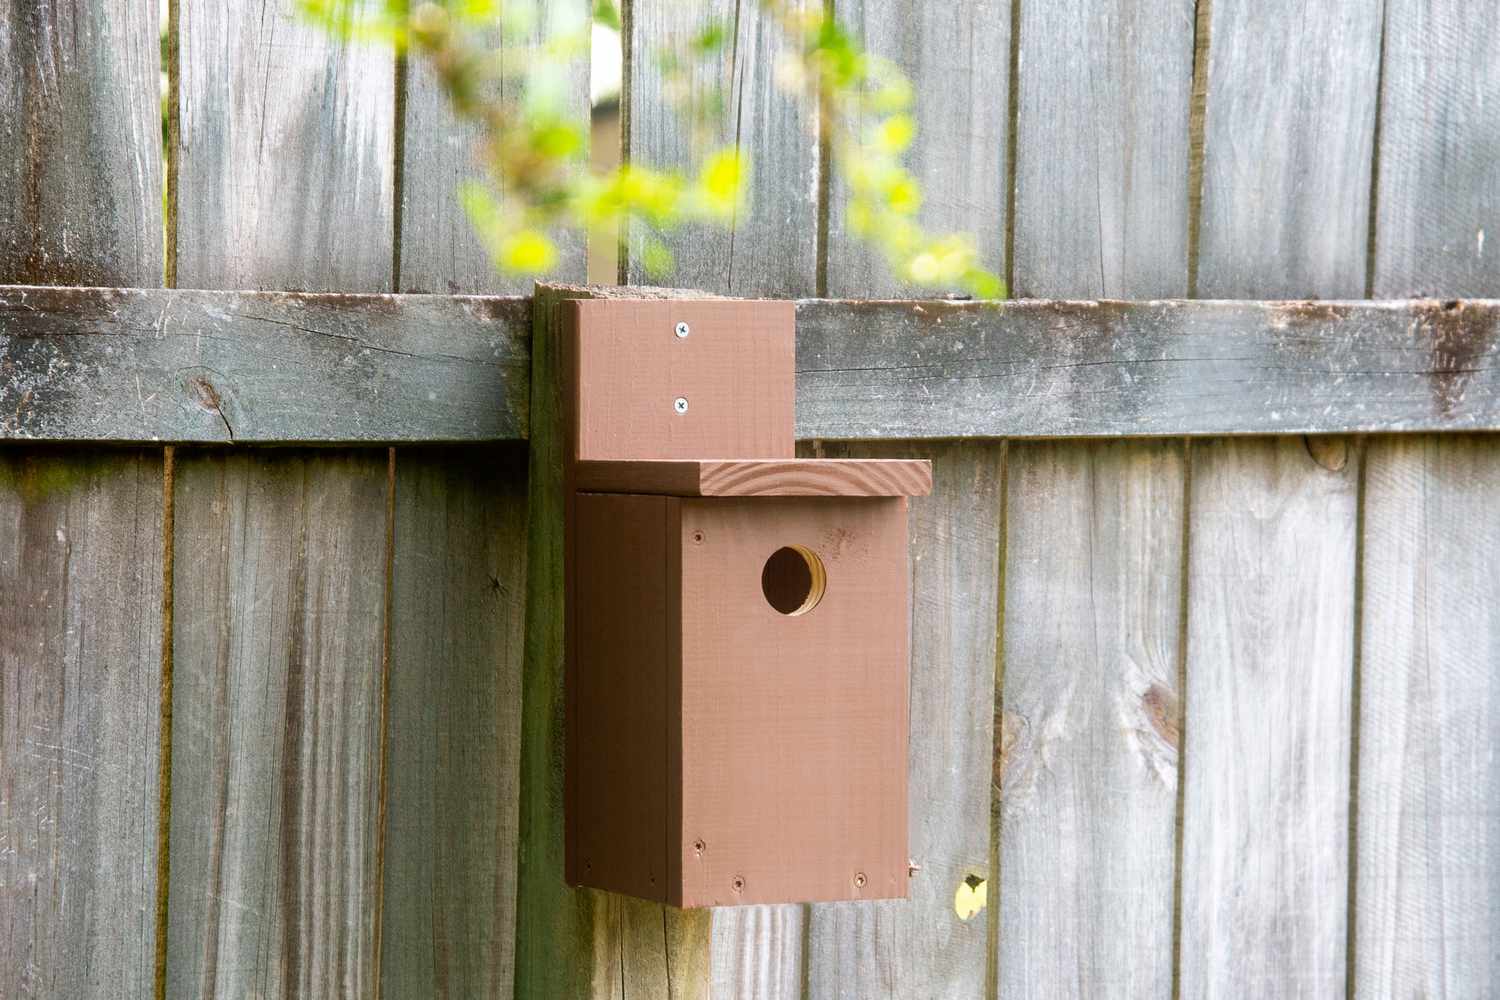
[761,544,827,616]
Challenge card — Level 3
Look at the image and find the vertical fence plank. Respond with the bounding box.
[1370,0,1500,298]
[166,1,394,995]
[379,445,529,998]
[174,0,394,291]
[623,2,820,993]
[999,2,1191,996]
[1194,0,1381,298]
[397,1,589,293]
[825,0,1008,297]
[1180,438,1358,996]
[1011,0,1191,300]
[167,452,388,998]
[1356,436,1500,998]
[0,451,164,999]
[384,8,587,990]
[806,5,1009,997]
[1180,0,1380,993]
[1361,5,1500,993]
[625,0,819,295]
[998,442,1183,999]
[0,4,164,996]
[804,441,1003,1000]
[0,1,163,286]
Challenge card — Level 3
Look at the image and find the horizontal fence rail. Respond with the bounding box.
[5,286,1500,442]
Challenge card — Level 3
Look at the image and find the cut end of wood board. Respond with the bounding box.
[574,459,933,497]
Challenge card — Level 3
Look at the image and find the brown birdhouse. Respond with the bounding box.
[562,298,930,908]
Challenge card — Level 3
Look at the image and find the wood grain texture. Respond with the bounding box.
[824,0,1009,297]
[9,290,1500,442]
[624,0,820,295]
[998,441,1182,999]
[805,441,1002,1000]
[1001,4,1191,989]
[166,2,397,992]
[0,285,529,443]
[794,297,1500,439]
[575,459,931,496]
[397,1,589,293]
[165,450,388,999]
[376,445,528,998]
[0,6,165,995]
[710,904,805,1000]
[1194,0,1382,298]
[0,449,163,1000]
[175,0,394,292]
[1179,438,1358,997]
[1360,13,1500,992]
[1012,0,1192,299]
[1371,0,1500,298]
[0,0,163,287]
[1355,435,1500,997]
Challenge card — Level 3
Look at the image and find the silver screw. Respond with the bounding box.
[673,397,689,414]
[674,321,690,339]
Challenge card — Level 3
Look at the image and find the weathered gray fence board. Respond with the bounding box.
[385,16,549,990]
[1371,0,1500,298]
[379,445,529,997]
[998,441,1182,999]
[0,285,529,442]
[1356,434,1500,997]
[825,0,1009,299]
[10,290,1500,442]
[0,1,163,287]
[1182,1,1376,989]
[1195,0,1382,298]
[0,449,163,1000]
[1179,438,1358,997]
[999,4,1190,992]
[1012,0,1191,300]
[0,4,165,995]
[398,2,589,294]
[794,298,1500,440]
[625,0,819,295]
[166,450,388,998]
[166,2,397,992]
[804,440,1002,1000]
[175,0,395,292]
[1360,11,1500,992]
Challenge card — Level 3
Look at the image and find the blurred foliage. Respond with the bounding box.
[300,0,1003,297]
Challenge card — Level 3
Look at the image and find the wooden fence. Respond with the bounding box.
[2,1,1497,998]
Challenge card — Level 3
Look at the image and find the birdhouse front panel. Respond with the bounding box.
[675,495,911,907]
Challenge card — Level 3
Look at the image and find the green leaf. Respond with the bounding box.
[593,0,621,30]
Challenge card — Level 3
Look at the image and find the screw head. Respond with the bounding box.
[853,872,867,888]
[673,396,689,414]
[674,321,690,338]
